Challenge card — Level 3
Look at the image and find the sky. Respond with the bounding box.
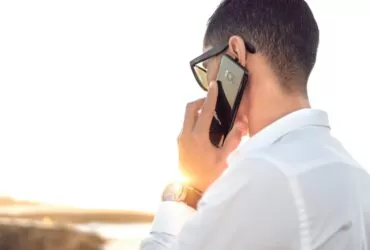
[0,0,369,212]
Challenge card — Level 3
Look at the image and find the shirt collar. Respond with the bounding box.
[228,108,331,163]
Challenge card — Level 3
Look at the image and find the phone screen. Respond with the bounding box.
[209,55,248,146]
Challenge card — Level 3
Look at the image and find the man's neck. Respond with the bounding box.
[248,94,310,137]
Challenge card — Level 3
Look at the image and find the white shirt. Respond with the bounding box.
[140,109,370,250]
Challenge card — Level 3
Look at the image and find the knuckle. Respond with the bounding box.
[186,102,193,110]
[186,98,204,110]
[186,100,199,110]
[185,104,195,115]
[200,106,211,116]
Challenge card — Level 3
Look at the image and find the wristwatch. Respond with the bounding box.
[161,182,203,210]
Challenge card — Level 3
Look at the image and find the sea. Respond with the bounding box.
[77,223,151,250]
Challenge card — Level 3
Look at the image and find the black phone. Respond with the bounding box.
[209,54,249,147]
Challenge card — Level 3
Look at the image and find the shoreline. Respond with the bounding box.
[0,197,154,224]
[0,206,154,224]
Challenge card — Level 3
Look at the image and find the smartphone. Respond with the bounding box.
[209,54,249,147]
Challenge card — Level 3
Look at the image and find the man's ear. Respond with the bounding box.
[227,35,247,67]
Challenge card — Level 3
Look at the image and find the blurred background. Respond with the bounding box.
[0,0,369,249]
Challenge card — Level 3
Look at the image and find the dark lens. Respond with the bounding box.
[193,64,208,90]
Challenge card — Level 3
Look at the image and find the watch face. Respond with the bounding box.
[162,183,186,201]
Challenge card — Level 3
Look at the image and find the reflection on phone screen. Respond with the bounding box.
[216,81,233,130]
[209,81,234,147]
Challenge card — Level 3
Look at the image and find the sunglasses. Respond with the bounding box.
[190,41,256,91]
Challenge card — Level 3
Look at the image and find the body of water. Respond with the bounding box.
[77,223,151,250]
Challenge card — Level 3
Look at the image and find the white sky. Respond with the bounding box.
[0,0,369,212]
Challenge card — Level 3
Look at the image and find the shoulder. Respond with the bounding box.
[196,155,300,248]
[200,155,293,209]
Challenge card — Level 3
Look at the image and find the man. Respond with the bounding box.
[141,0,370,249]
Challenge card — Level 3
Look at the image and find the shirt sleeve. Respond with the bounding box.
[150,201,196,235]
[361,171,370,248]
[140,158,298,250]
[140,201,196,249]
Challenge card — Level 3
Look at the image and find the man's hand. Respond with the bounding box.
[177,81,247,193]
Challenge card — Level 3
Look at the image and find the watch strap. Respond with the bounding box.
[184,185,203,209]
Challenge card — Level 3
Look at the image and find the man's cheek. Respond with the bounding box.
[237,95,248,115]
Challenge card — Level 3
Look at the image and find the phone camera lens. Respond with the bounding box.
[225,70,233,82]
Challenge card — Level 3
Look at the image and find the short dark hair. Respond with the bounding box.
[204,0,319,93]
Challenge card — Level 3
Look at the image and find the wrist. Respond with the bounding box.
[186,163,226,193]
[162,182,203,210]
[188,180,210,194]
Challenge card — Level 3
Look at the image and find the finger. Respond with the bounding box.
[221,122,247,158]
[182,98,205,134]
[193,81,218,134]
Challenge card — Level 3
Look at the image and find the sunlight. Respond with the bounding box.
[0,0,369,212]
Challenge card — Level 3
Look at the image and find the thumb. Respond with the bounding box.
[221,122,247,157]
